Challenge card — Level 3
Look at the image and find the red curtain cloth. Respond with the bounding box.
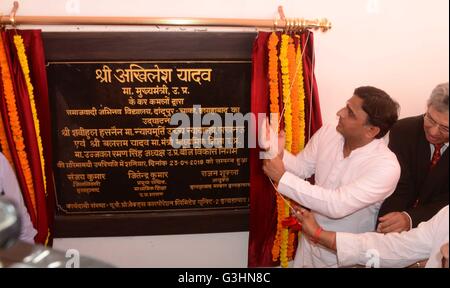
[248,32,278,267]
[248,31,322,267]
[301,32,323,136]
[0,30,54,245]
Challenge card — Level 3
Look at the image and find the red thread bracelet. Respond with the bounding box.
[312,227,323,244]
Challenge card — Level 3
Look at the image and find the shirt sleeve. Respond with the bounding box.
[277,156,400,219]
[402,211,413,230]
[282,125,323,179]
[0,153,37,243]
[336,206,448,267]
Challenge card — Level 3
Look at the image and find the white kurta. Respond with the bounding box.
[337,205,449,268]
[0,152,37,243]
[278,124,400,267]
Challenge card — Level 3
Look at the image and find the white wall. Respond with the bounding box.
[1,0,448,267]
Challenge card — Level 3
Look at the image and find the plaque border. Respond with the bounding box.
[44,32,255,237]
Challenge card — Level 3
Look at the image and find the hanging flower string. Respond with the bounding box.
[268,32,280,130]
[288,38,300,155]
[0,112,14,166]
[268,32,310,267]
[296,37,306,151]
[284,37,300,261]
[280,34,292,152]
[272,191,284,261]
[0,36,37,216]
[268,32,283,262]
[14,35,47,196]
[279,34,293,267]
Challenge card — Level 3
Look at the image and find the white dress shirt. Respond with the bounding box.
[278,124,400,267]
[0,152,37,243]
[337,205,449,268]
[430,142,449,159]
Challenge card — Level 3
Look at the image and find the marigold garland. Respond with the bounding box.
[296,37,306,151]
[288,39,300,155]
[268,32,284,264]
[288,37,308,260]
[0,36,37,217]
[45,228,51,246]
[14,35,47,196]
[0,113,14,165]
[287,230,296,259]
[271,193,284,261]
[279,34,293,267]
[280,35,292,153]
[285,37,301,261]
[268,32,280,128]
[280,201,290,267]
[268,32,309,268]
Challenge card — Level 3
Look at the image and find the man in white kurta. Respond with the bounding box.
[263,86,401,267]
[337,205,449,268]
[294,205,449,268]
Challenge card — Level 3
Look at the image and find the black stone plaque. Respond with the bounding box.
[49,61,251,213]
[44,32,256,237]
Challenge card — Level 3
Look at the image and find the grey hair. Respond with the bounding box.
[427,82,449,113]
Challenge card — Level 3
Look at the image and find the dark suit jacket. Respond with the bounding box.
[378,115,449,227]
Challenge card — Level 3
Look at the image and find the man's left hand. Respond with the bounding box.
[262,155,286,183]
[377,212,411,233]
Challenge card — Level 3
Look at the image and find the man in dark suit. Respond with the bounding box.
[377,83,449,234]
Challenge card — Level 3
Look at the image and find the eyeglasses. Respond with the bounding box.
[424,113,449,134]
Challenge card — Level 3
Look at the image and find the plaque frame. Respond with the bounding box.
[44,32,256,237]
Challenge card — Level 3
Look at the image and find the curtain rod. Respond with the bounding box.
[0,2,332,32]
[1,16,331,31]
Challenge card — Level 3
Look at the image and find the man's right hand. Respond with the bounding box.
[259,116,285,158]
[292,207,318,239]
[377,212,411,233]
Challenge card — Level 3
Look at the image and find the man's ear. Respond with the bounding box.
[366,125,380,139]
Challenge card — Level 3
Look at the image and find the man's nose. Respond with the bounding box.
[428,125,440,136]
